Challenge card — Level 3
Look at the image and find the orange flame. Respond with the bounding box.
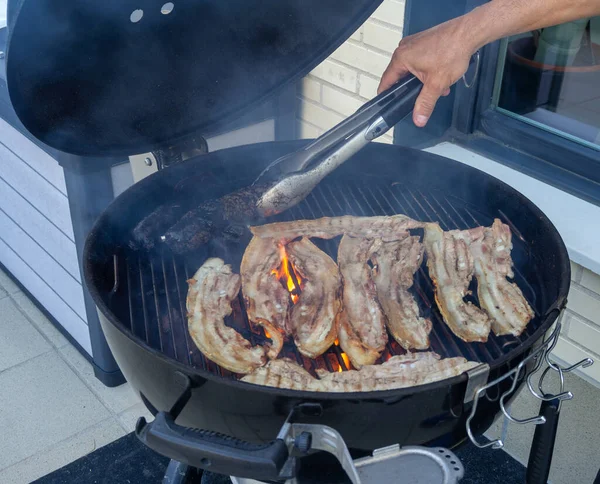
[271,245,302,304]
[340,352,350,370]
[334,339,339,346]
[264,330,271,339]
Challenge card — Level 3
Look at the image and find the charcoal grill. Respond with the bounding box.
[82,141,589,482]
[4,0,592,481]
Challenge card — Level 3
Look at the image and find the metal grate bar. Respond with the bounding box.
[138,256,152,345]
[149,260,167,354]
[160,255,180,361]
[171,257,195,367]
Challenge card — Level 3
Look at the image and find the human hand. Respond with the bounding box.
[378,17,478,127]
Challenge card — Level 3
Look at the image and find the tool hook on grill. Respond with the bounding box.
[465,319,594,450]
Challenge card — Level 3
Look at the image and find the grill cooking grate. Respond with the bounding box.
[109,179,543,379]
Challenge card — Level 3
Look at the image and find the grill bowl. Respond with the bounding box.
[84,141,569,451]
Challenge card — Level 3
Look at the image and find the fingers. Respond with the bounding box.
[413,83,446,127]
[378,55,409,94]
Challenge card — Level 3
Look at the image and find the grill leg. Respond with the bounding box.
[59,154,126,387]
[162,460,233,484]
[163,460,205,484]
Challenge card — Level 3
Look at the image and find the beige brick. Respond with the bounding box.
[567,285,600,324]
[569,314,600,355]
[570,260,583,282]
[372,0,405,29]
[552,336,600,383]
[374,133,394,144]
[297,120,320,139]
[331,42,391,78]
[300,77,321,103]
[581,268,600,295]
[299,101,345,131]
[321,86,363,117]
[310,59,358,93]
[350,26,363,41]
[359,75,380,99]
[363,21,402,54]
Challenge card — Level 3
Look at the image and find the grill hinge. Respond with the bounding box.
[463,363,490,404]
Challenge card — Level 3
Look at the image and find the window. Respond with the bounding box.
[494,20,600,150]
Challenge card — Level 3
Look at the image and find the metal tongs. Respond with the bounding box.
[255,74,423,216]
[255,52,480,217]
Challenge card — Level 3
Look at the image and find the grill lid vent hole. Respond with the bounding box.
[130,9,143,23]
[161,3,174,14]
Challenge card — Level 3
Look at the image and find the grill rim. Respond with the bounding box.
[83,141,570,400]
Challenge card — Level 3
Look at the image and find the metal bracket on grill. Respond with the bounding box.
[232,419,464,484]
[463,363,490,404]
[466,319,593,450]
[152,135,209,170]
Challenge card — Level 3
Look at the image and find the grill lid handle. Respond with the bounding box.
[136,413,290,481]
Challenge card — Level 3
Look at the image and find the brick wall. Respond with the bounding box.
[554,262,600,384]
[296,0,405,142]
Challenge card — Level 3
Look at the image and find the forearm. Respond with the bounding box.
[462,0,600,52]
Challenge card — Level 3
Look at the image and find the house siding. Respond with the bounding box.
[0,118,90,353]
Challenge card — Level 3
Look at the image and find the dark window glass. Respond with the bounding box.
[495,18,600,149]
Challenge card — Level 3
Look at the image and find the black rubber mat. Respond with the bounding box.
[34,431,526,484]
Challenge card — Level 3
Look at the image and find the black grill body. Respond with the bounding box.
[84,141,569,455]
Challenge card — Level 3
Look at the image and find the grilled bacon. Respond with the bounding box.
[163,184,269,254]
[240,358,318,390]
[250,215,423,242]
[241,352,480,392]
[469,219,534,336]
[186,258,266,374]
[370,237,432,350]
[286,238,341,358]
[130,203,184,250]
[336,236,388,367]
[240,236,289,357]
[423,224,492,342]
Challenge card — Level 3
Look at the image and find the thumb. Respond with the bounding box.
[413,83,444,127]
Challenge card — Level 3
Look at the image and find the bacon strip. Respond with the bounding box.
[370,236,432,350]
[423,224,491,342]
[287,238,341,358]
[240,236,288,358]
[469,219,534,336]
[241,352,480,392]
[187,258,266,374]
[336,236,388,367]
[250,215,423,242]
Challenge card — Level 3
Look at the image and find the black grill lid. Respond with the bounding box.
[6,0,384,156]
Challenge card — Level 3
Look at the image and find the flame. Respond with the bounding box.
[264,330,271,339]
[337,365,343,373]
[272,244,302,304]
[340,352,350,369]
[334,339,339,346]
